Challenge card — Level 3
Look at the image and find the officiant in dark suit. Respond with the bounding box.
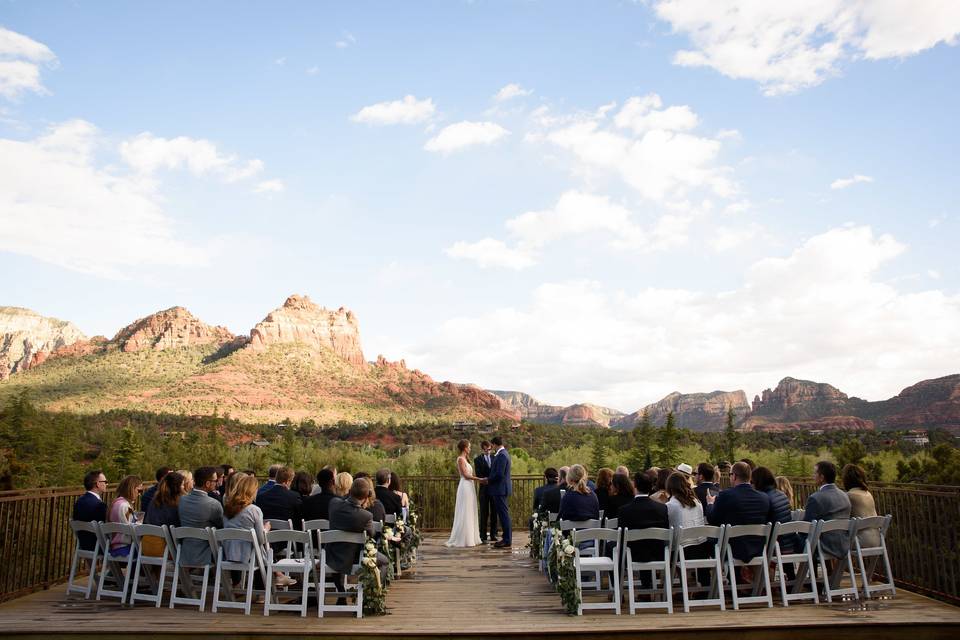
[474,440,499,543]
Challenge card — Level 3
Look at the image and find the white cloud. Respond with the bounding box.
[653,0,960,95]
[493,83,532,102]
[253,179,285,194]
[274,56,286,66]
[306,66,320,76]
[415,226,960,409]
[444,238,536,270]
[424,121,510,153]
[350,95,435,125]
[540,94,737,202]
[830,174,874,190]
[710,223,762,251]
[928,269,941,280]
[335,32,357,49]
[717,128,742,140]
[0,27,58,100]
[119,132,264,182]
[0,120,207,278]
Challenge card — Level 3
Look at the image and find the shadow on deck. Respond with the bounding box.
[0,533,958,640]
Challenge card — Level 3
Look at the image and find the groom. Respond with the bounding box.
[486,435,512,548]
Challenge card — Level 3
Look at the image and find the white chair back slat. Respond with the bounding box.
[212,527,262,615]
[770,520,819,606]
[129,524,173,608]
[723,523,774,609]
[570,528,620,615]
[316,530,365,618]
[622,527,673,614]
[853,515,896,599]
[168,526,217,611]
[66,520,101,599]
[676,525,726,612]
[811,519,860,603]
[94,522,137,603]
[263,529,312,618]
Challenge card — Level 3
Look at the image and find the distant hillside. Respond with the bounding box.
[611,390,750,431]
[0,295,519,425]
[0,307,86,379]
[489,390,624,427]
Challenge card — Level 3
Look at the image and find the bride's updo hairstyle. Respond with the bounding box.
[457,439,470,453]
[568,464,590,494]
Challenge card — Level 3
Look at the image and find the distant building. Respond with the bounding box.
[250,439,271,448]
[808,429,824,436]
[903,430,929,447]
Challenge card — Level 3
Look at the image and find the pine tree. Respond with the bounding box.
[590,433,609,473]
[113,426,144,476]
[636,409,655,467]
[723,405,739,463]
[658,411,679,467]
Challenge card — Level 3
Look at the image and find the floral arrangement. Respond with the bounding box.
[379,527,396,585]
[528,506,549,560]
[400,503,423,567]
[360,536,387,615]
[551,532,581,615]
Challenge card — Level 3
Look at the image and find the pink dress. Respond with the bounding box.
[109,497,133,553]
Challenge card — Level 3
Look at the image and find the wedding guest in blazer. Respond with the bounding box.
[706,461,772,562]
[618,470,670,587]
[178,466,224,565]
[842,463,880,548]
[540,466,568,515]
[374,468,404,518]
[604,472,635,519]
[255,466,303,529]
[328,479,389,585]
[140,466,171,517]
[73,469,107,551]
[302,468,339,521]
[803,461,852,559]
[257,464,282,497]
[558,464,600,521]
[533,467,559,511]
[694,462,720,506]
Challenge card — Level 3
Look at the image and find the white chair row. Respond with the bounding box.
[543,515,894,616]
[66,520,369,617]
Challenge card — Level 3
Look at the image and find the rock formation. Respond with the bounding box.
[489,390,624,426]
[613,390,750,431]
[861,374,960,430]
[739,416,875,432]
[751,377,852,420]
[111,307,235,353]
[247,295,366,367]
[0,307,86,379]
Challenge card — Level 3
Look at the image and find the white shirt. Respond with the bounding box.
[667,496,706,543]
[85,490,102,501]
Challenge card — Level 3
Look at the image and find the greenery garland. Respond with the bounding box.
[552,531,581,615]
[399,505,423,567]
[360,536,387,615]
[528,506,548,560]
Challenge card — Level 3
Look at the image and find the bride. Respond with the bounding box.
[445,439,483,547]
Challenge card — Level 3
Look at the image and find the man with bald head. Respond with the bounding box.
[706,461,772,562]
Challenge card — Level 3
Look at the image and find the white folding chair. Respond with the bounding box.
[94,522,137,602]
[560,519,604,588]
[66,521,101,599]
[212,528,265,614]
[791,509,805,521]
[622,527,673,614]
[169,526,217,611]
[264,529,312,617]
[265,518,295,558]
[723,523,773,609]
[770,520,819,606]
[604,517,619,530]
[384,513,397,525]
[853,515,895,599]
[675,525,726,612]
[811,519,859,603]
[128,524,174,607]
[571,528,620,615]
[316,530,365,618]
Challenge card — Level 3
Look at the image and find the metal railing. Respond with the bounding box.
[0,476,957,605]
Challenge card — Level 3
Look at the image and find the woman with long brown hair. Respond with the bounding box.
[842,464,880,547]
[108,475,143,557]
[142,471,185,556]
[595,468,614,512]
[222,473,271,562]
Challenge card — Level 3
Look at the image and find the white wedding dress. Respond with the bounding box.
[445,458,481,547]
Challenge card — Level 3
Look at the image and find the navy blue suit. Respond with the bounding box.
[486,448,512,544]
[706,483,772,561]
[72,492,107,551]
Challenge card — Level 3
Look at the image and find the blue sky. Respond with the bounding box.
[1,1,958,411]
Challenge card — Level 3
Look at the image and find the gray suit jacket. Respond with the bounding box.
[804,483,851,558]
[327,497,375,574]
[177,489,224,565]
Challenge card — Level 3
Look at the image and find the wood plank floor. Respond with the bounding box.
[1,532,958,640]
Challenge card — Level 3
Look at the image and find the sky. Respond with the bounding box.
[1,1,959,412]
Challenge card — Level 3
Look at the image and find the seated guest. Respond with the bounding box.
[389,472,410,510]
[311,465,337,496]
[605,472,635,519]
[142,471,184,556]
[540,466,568,515]
[803,461,852,559]
[292,471,313,499]
[618,471,669,581]
[302,469,339,521]
[650,467,671,503]
[257,464,282,497]
[334,472,353,497]
[328,479,389,585]
[615,465,629,477]
[595,468,614,512]
[256,466,303,529]
[776,476,795,508]
[533,467,559,512]
[706,461,771,562]
[694,462,719,506]
[141,466,171,516]
[178,469,194,493]
[73,470,107,551]
[558,464,600,521]
[739,458,757,472]
[666,471,710,585]
[108,475,142,557]
[203,467,221,501]
[842,464,879,548]
[178,466,224,565]
[374,468,404,517]
[753,466,797,547]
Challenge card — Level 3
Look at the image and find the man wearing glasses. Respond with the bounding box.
[73,470,108,550]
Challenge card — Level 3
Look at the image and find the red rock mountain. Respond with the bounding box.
[111,307,236,353]
[740,416,875,433]
[751,377,851,419]
[612,390,750,431]
[248,295,365,367]
[489,390,624,427]
[0,307,86,379]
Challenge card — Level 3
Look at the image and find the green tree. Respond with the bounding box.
[833,438,867,468]
[658,411,679,467]
[112,426,144,476]
[590,433,609,473]
[723,405,739,463]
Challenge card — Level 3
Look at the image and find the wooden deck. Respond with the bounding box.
[1,532,958,640]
